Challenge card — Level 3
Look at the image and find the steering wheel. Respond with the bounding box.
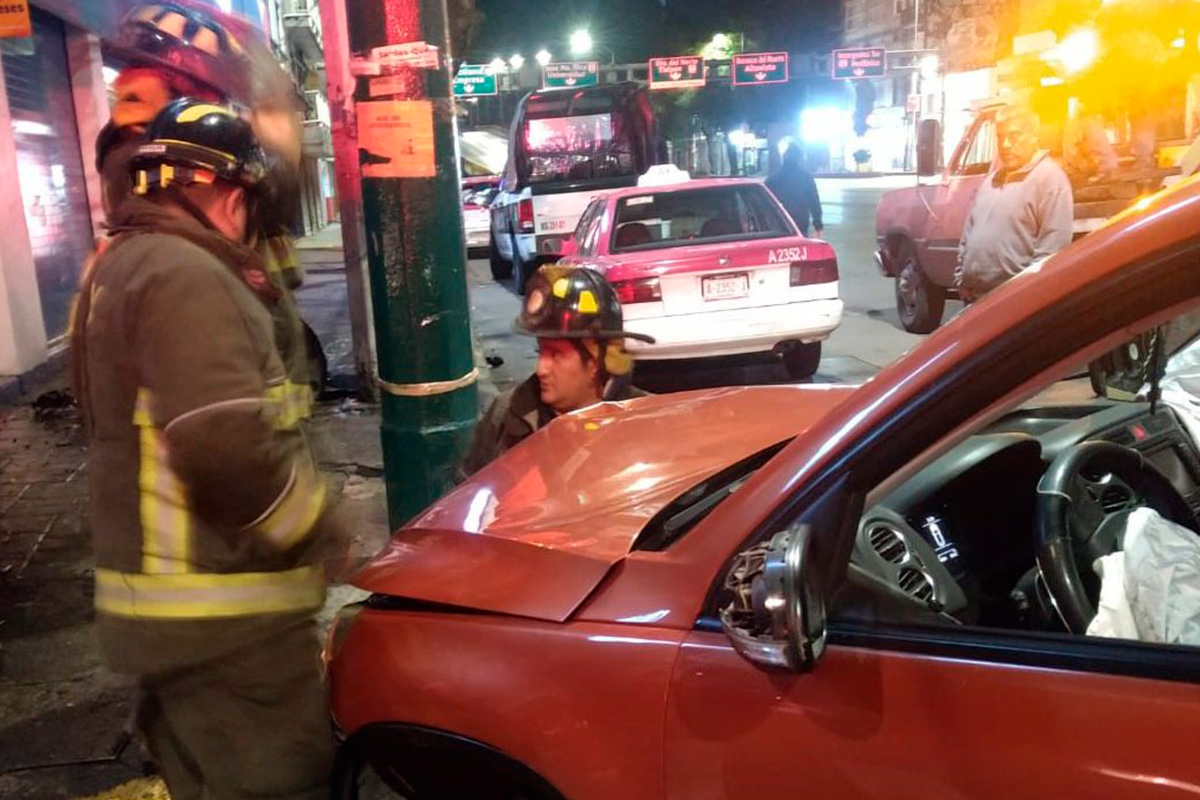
[1036,440,1196,633]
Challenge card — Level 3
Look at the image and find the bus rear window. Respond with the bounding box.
[523,112,636,184]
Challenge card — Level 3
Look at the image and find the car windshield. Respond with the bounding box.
[523,112,637,185]
[611,185,792,252]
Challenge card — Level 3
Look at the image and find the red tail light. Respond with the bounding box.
[518,199,535,233]
[789,258,839,286]
[613,277,662,305]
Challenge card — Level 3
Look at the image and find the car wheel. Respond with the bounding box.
[489,230,512,280]
[302,320,327,398]
[783,341,822,380]
[511,233,533,295]
[894,242,946,334]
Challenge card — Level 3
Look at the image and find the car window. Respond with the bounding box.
[835,285,1200,658]
[952,118,996,177]
[574,200,604,257]
[611,185,792,253]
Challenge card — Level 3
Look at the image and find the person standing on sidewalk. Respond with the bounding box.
[460,266,654,476]
[97,1,317,421]
[954,105,1074,303]
[766,143,824,238]
[71,100,347,800]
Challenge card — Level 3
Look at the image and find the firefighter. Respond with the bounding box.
[460,265,655,476]
[71,99,346,800]
[99,1,315,423]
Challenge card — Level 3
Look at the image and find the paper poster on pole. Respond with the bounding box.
[357,100,436,179]
[0,1,31,38]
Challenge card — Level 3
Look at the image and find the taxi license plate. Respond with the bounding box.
[702,273,750,301]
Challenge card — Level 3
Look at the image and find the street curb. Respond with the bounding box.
[0,347,69,408]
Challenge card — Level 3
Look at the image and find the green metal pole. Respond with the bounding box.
[345,0,477,528]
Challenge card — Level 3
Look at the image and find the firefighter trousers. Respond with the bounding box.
[136,620,333,800]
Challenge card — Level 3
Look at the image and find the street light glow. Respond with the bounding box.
[536,49,553,67]
[1048,27,1099,75]
[510,53,525,71]
[489,57,507,73]
[919,54,939,81]
[570,29,594,57]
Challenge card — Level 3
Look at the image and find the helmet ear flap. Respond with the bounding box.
[604,341,633,377]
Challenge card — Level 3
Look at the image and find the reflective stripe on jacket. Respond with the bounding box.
[71,197,339,653]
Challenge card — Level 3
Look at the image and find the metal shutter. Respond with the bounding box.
[3,8,94,340]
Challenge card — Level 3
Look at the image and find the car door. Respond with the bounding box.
[665,599,1200,798]
[662,239,1200,798]
[918,113,997,288]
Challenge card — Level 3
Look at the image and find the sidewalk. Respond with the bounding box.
[0,371,389,800]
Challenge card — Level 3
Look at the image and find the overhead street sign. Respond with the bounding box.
[453,63,498,97]
[543,61,599,89]
[832,47,887,80]
[732,51,789,86]
[649,55,706,90]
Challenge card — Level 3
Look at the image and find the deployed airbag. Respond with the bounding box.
[1086,507,1200,645]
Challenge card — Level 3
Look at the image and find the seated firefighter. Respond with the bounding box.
[460,265,655,477]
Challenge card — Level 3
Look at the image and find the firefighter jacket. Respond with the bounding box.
[72,196,341,676]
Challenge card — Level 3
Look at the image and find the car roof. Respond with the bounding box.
[600,177,766,204]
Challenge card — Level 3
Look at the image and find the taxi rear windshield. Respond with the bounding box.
[611,185,792,252]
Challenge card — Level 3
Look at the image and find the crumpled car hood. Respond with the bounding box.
[353,384,853,620]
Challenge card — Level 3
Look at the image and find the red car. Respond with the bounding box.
[327,177,1200,798]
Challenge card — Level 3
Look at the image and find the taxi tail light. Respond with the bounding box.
[613,277,662,304]
[790,258,839,286]
[518,199,535,233]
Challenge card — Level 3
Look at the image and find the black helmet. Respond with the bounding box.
[517,265,655,344]
[130,99,267,194]
[104,2,252,101]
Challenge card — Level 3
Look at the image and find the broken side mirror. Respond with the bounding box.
[917,119,941,178]
[720,524,827,673]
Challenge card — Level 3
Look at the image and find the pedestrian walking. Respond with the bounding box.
[954,105,1074,303]
[460,265,654,476]
[766,144,824,238]
[71,99,348,800]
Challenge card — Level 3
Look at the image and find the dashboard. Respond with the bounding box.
[850,400,1200,628]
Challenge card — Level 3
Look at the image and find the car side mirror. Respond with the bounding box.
[720,524,826,673]
[541,237,570,256]
[916,119,941,178]
[559,236,577,257]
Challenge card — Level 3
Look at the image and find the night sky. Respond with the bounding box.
[468,0,842,64]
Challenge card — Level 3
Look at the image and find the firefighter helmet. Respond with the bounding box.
[130,99,267,194]
[104,2,252,102]
[516,265,655,343]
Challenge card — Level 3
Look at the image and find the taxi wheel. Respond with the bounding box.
[895,242,945,334]
[783,342,822,379]
[490,231,512,280]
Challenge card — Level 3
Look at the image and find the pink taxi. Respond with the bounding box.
[556,169,842,378]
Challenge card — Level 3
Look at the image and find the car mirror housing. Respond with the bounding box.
[719,524,826,673]
[916,119,942,178]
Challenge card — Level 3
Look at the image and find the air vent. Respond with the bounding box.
[868,523,909,564]
[1099,485,1133,514]
[897,567,936,604]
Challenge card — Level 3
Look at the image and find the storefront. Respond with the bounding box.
[0,1,108,378]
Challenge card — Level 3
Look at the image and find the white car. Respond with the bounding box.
[557,174,843,379]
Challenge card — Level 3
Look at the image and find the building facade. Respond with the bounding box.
[0,0,335,380]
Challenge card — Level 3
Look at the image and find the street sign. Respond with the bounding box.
[371,41,440,70]
[649,56,706,90]
[453,63,498,97]
[832,47,887,80]
[0,0,30,38]
[732,51,789,87]
[543,62,599,89]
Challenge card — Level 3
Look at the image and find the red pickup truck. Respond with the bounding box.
[875,104,1139,333]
